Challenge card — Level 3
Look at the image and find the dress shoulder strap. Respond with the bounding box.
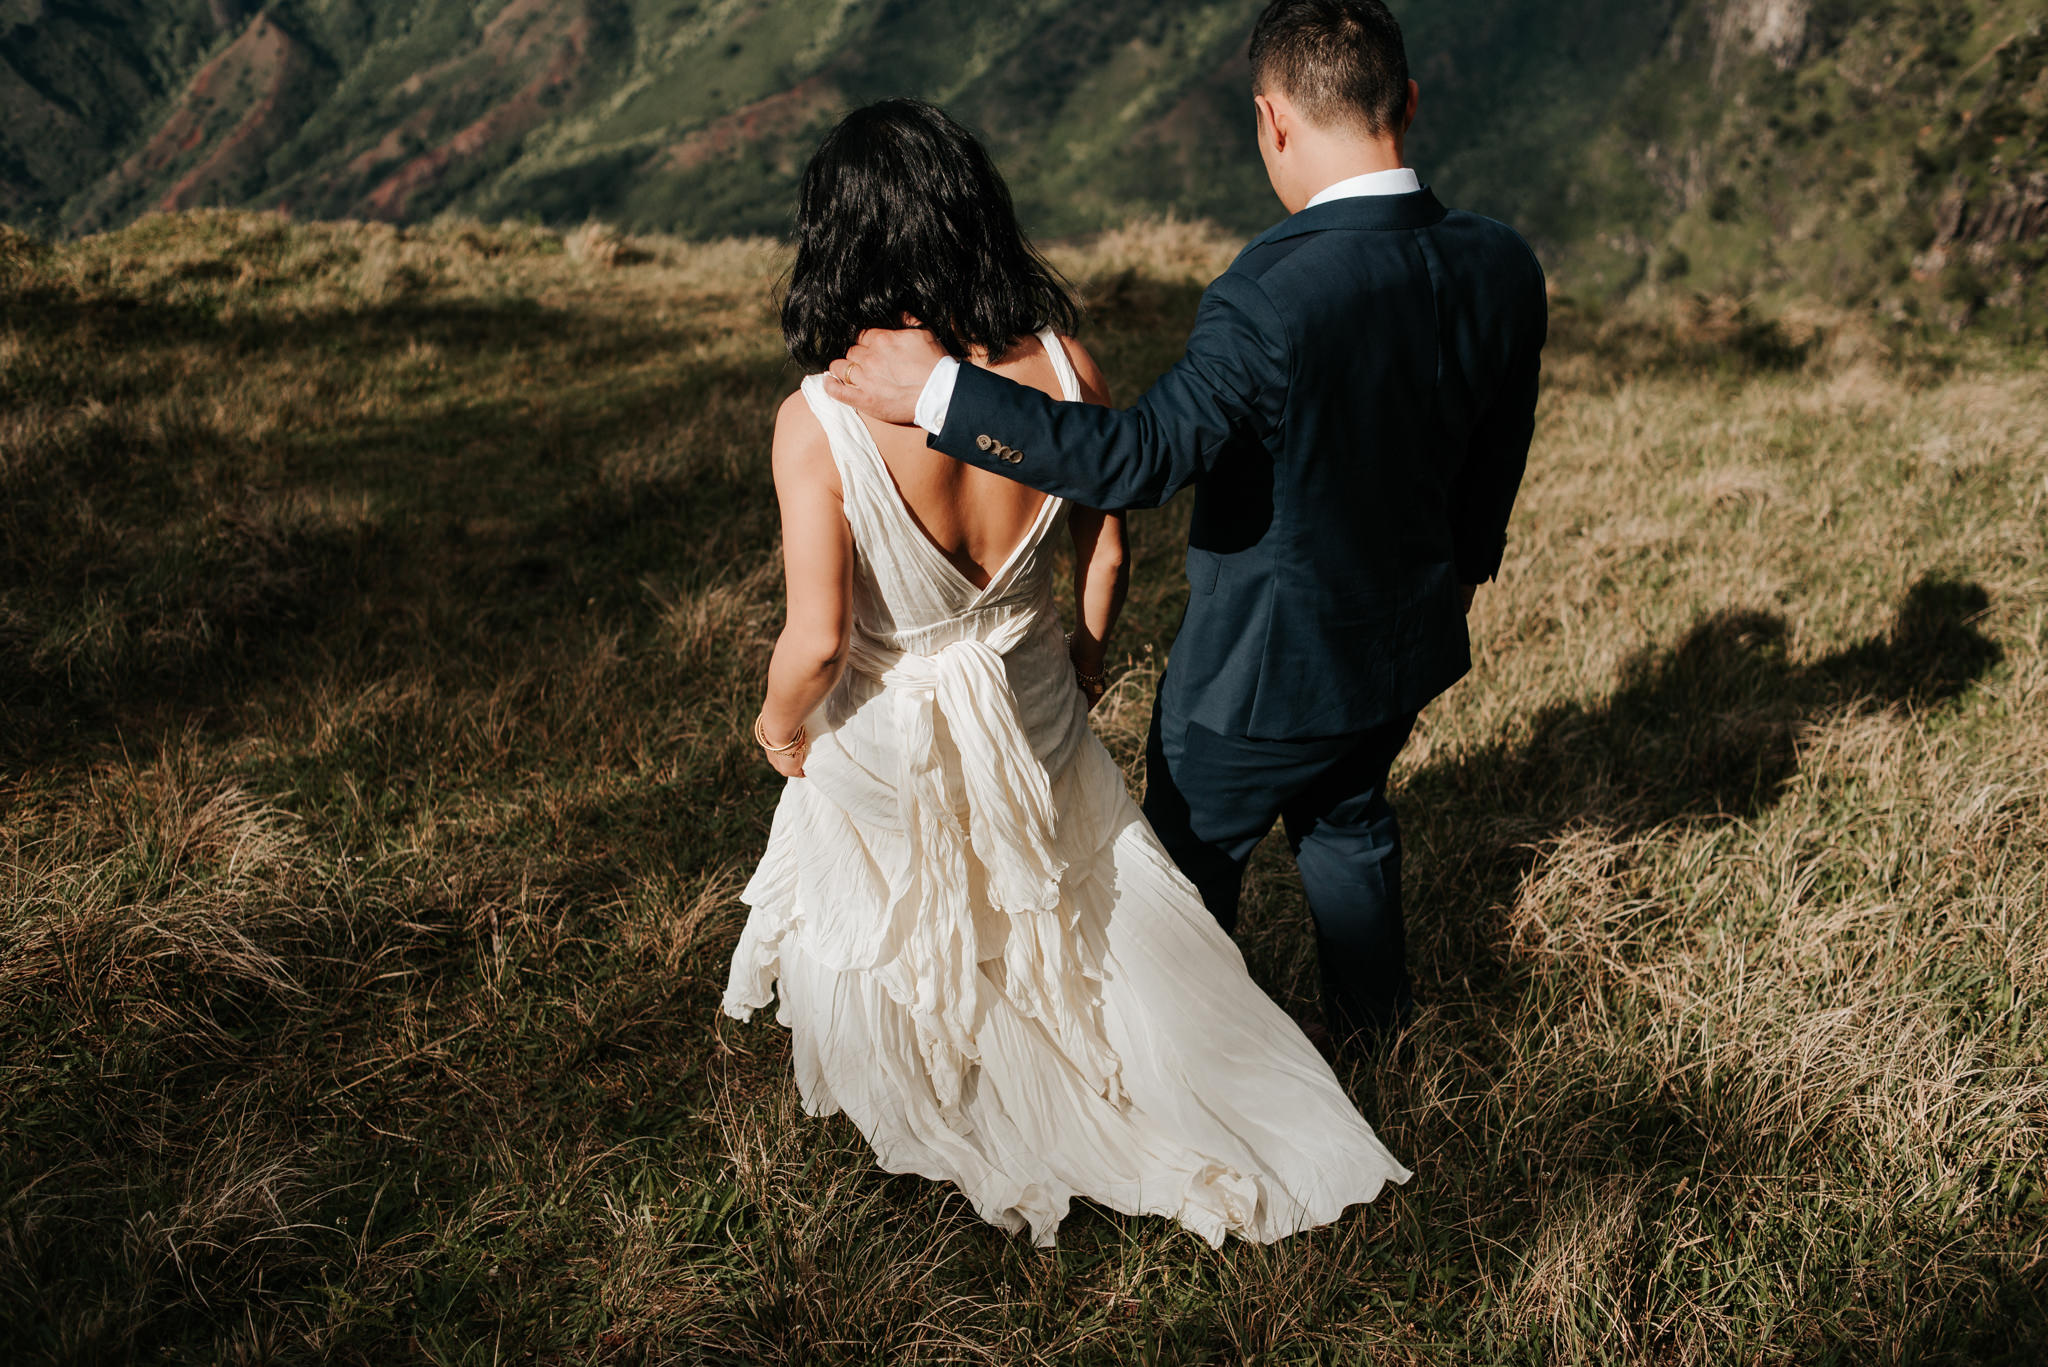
[799,373,897,488]
[1037,328,1084,403]
[796,373,900,542]
[798,373,866,465]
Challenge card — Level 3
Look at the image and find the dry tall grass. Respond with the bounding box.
[2,211,2044,1365]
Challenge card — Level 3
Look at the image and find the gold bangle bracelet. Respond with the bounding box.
[754,716,807,754]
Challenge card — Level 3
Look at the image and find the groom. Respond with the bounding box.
[825,0,1547,1049]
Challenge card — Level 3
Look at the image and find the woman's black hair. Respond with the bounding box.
[781,99,1080,374]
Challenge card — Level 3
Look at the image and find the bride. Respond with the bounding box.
[723,98,1409,1247]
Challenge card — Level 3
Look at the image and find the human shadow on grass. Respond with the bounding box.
[1408,574,2001,912]
[1338,576,2017,1356]
[1236,576,2004,1029]
[1376,574,2003,1047]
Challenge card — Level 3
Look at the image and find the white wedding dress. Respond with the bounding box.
[724,330,1411,1247]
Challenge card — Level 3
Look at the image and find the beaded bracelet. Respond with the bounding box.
[1065,633,1110,694]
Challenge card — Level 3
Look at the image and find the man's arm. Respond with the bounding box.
[829,272,1289,511]
[1450,289,1547,586]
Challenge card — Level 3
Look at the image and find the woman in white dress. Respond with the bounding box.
[724,99,1410,1247]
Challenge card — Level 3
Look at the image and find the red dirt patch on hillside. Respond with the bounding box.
[656,76,843,175]
[69,13,310,229]
[483,0,582,67]
[354,0,591,220]
[346,120,431,180]
[155,19,311,212]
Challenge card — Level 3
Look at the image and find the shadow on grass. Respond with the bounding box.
[1237,578,2005,1028]
[1351,576,2023,1358]
[1894,1271,2048,1367]
[1411,575,2000,899]
[1247,574,2001,1065]
[0,291,786,770]
[0,292,668,417]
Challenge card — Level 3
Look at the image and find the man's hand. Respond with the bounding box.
[823,326,947,425]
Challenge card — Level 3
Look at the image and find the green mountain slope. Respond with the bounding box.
[1,0,2043,322]
[1552,0,2048,330]
[0,0,229,217]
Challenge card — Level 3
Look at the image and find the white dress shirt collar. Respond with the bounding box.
[1304,167,1421,209]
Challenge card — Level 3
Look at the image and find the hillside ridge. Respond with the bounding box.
[1,0,2043,324]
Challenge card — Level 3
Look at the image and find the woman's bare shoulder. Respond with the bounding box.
[1053,333,1113,406]
[772,387,840,496]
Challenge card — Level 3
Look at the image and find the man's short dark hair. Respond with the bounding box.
[1248,0,1410,139]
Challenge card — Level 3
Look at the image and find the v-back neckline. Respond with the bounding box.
[844,330,1071,601]
[853,423,1060,599]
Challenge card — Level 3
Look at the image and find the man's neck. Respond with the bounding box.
[1286,142,1406,214]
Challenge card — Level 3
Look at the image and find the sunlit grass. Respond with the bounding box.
[2,210,2044,1364]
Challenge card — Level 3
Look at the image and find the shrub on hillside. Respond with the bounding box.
[0,224,47,287]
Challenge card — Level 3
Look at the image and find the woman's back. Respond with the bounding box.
[784,325,1098,781]
[855,334,1079,590]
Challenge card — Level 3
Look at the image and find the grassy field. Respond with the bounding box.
[2,211,2045,1365]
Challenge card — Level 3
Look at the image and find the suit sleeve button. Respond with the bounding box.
[976,434,994,452]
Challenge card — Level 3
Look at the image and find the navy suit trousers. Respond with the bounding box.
[1143,695,1420,1037]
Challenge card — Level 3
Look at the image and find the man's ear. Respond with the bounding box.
[1401,79,1420,136]
[1255,93,1288,153]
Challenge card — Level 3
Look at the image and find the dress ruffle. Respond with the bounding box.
[725,733,1411,1248]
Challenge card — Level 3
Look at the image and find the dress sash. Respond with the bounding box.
[845,619,1124,1112]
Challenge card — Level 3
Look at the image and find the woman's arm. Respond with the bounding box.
[1067,508,1128,709]
[757,392,853,777]
[1062,341,1128,711]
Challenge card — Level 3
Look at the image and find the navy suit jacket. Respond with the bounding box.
[934,186,1547,740]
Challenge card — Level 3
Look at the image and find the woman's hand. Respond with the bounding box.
[1075,670,1108,711]
[1068,635,1110,711]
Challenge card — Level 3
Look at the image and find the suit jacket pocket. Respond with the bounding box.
[1185,547,1220,595]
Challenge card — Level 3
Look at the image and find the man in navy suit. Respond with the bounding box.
[826,0,1547,1050]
